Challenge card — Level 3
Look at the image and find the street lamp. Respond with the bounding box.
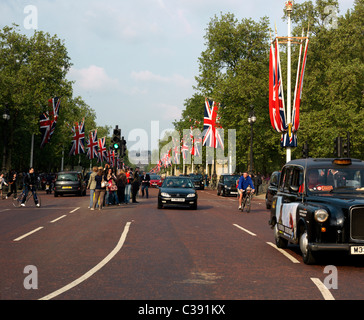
[2,106,10,172]
[247,105,256,173]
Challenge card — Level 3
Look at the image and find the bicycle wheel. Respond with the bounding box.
[12,193,23,207]
[246,195,251,213]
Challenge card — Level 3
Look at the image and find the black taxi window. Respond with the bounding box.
[307,168,364,193]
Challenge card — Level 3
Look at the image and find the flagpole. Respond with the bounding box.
[286,1,293,163]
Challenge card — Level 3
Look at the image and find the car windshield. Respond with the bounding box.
[57,174,79,182]
[162,178,194,188]
[307,168,364,194]
[224,175,240,183]
[150,175,161,180]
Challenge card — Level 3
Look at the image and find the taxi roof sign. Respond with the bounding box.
[333,158,352,165]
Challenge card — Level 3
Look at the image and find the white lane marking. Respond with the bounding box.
[233,224,257,237]
[39,221,132,300]
[266,242,300,264]
[0,209,10,213]
[50,215,67,223]
[311,278,335,300]
[69,207,80,213]
[13,227,44,242]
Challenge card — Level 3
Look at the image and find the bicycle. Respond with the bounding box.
[13,187,41,208]
[241,188,254,213]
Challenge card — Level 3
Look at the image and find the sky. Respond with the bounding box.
[0,0,356,154]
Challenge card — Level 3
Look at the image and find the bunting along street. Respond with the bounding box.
[0,188,364,301]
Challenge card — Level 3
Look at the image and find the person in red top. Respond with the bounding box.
[125,168,132,204]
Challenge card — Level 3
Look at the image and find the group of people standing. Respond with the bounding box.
[87,165,150,211]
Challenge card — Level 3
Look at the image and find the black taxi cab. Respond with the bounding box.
[269,158,364,264]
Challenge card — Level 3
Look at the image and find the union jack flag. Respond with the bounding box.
[39,97,61,148]
[269,39,287,133]
[181,136,189,160]
[292,36,309,133]
[106,148,116,166]
[97,137,107,163]
[86,130,98,160]
[202,99,224,149]
[190,127,195,156]
[173,137,180,164]
[69,120,85,156]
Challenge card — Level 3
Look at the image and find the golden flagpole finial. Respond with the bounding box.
[285,1,293,12]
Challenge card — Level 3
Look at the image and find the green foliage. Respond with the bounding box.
[174,1,363,174]
[0,25,104,172]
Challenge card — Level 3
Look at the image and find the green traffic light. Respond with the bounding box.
[113,143,119,149]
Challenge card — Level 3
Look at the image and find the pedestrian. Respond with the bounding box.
[131,169,140,203]
[254,172,262,196]
[0,173,8,200]
[6,171,18,200]
[140,171,150,198]
[106,168,119,205]
[87,166,98,208]
[21,167,40,207]
[116,169,126,204]
[92,168,107,210]
[125,168,132,204]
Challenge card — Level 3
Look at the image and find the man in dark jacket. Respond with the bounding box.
[131,168,140,203]
[140,171,150,198]
[22,167,40,207]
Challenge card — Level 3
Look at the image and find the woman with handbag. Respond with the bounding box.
[106,168,119,205]
[91,168,107,210]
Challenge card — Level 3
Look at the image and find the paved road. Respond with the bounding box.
[0,188,363,301]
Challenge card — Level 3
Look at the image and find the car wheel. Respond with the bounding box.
[299,228,316,265]
[54,192,58,197]
[157,200,163,209]
[274,224,288,249]
[191,202,197,210]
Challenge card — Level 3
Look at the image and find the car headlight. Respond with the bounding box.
[187,193,196,198]
[315,209,329,223]
[161,192,171,198]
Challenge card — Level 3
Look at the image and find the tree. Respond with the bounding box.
[176,13,285,174]
[0,25,73,171]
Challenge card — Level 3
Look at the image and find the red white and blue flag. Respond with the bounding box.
[202,99,224,149]
[292,36,309,133]
[69,120,85,156]
[86,130,98,160]
[173,138,180,164]
[39,97,61,148]
[97,137,107,163]
[181,136,189,160]
[269,40,287,133]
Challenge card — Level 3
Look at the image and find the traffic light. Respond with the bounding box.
[334,137,342,158]
[111,126,121,151]
[120,136,127,158]
[302,142,309,158]
[343,132,351,158]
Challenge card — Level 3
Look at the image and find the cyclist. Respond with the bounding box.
[21,167,40,207]
[238,172,255,210]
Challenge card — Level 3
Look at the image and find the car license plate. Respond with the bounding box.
[350,246,364,255]
[62,186,72,189]
[171,198,185,202]
[231,192,238,195]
